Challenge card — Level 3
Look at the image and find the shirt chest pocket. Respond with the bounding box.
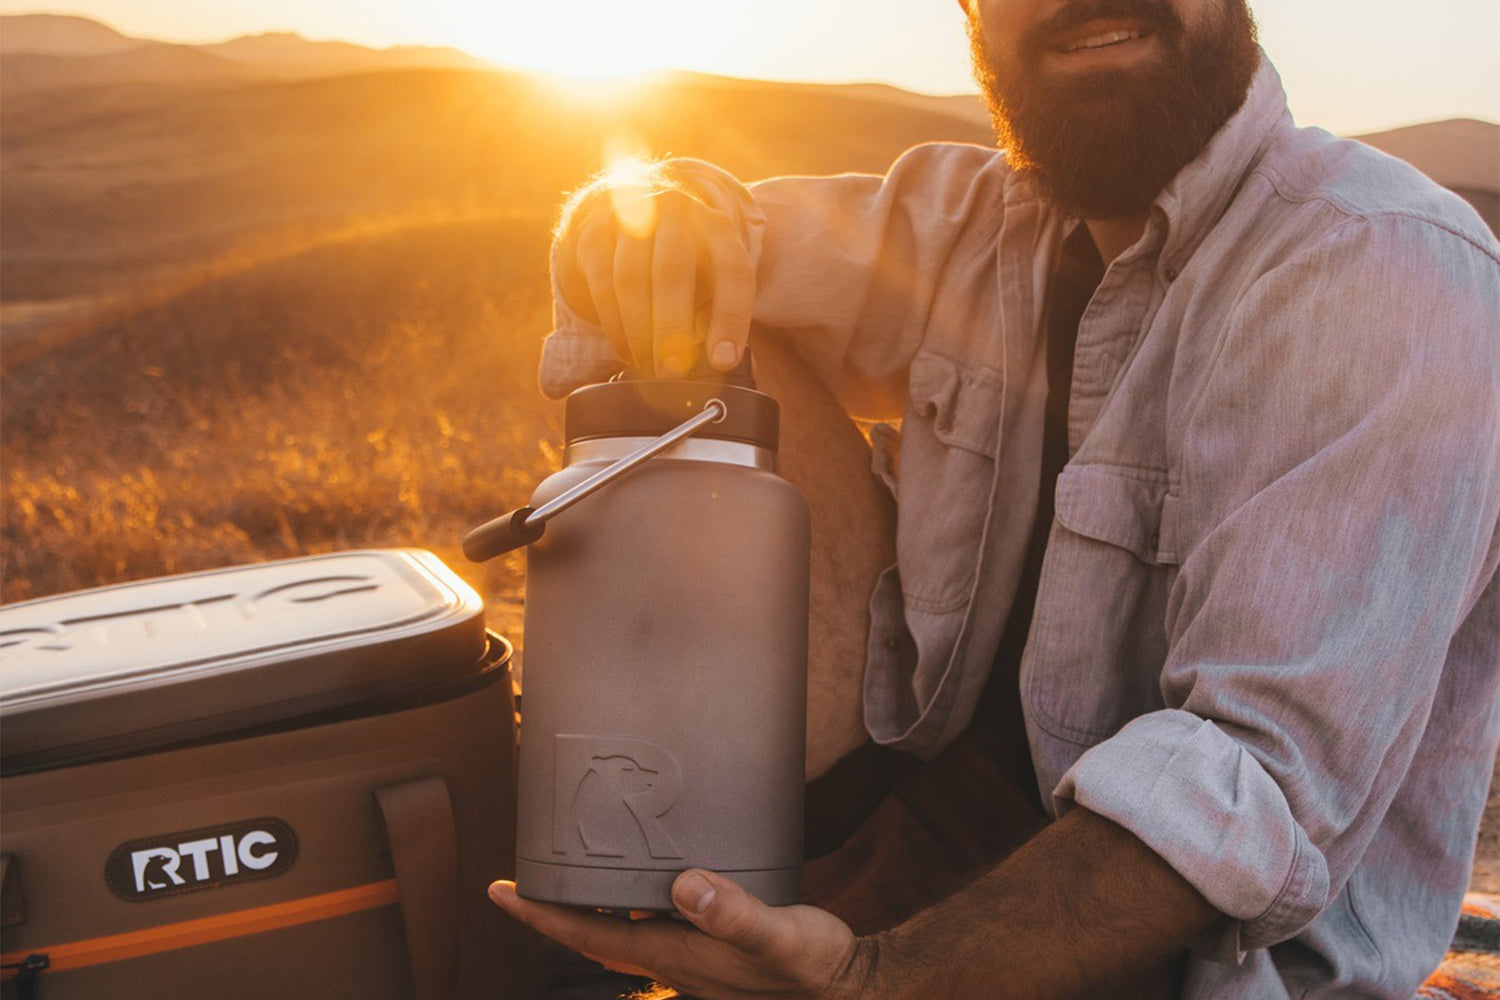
[1022,465,1180,745]
[893,351,1004,613]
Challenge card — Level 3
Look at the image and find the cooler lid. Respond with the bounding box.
[0,549,490,772]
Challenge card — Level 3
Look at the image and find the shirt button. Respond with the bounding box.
[884,635,901,651]
[1163,264,1180,282]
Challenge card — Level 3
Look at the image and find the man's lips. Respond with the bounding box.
[1050,19,1154,54]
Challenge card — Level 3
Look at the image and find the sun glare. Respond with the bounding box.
[600,140,660,239]
[533,70,657,108]
[460,1,709,85]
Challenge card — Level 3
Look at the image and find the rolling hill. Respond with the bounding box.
[1,43,258,92]
[0,15,997,623]
[0,12,145,55]
[0,13,490,92]
[0,58,996,311]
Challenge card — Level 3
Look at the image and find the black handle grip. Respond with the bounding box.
[463,506,545,562]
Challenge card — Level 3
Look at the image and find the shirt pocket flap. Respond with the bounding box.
[908,351,1004,457]
[1054,465,1173,565]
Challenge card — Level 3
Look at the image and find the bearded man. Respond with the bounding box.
[490,0,1500,996]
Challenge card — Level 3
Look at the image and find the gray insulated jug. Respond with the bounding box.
[464,361,809,911]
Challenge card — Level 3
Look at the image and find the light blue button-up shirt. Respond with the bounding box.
[539,56,1500,999]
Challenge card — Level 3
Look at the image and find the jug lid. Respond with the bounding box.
[565,377,779,452]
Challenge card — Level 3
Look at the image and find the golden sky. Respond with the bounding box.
[4,0,1498,135]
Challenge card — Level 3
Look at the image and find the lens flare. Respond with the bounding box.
[601,138,660,239]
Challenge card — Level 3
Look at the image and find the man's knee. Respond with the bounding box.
[748,337,896,780]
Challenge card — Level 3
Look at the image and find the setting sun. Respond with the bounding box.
[531,70,658,111]
[445,0,721,80]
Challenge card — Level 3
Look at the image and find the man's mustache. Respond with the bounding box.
[1021,0,1185,58]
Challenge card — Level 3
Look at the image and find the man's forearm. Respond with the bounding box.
[858,807,1222,999]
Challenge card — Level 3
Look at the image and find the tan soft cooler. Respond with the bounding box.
[0,549,538,999]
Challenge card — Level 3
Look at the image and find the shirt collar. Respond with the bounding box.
[1001,51,1294,265]
[1149,52,1293,268]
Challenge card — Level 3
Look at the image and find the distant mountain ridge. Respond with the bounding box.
[1,43,259,92]
[1355,119,1499,194]
[1,12,1494,237]
[0,12,143,55]
[0,12,491,90]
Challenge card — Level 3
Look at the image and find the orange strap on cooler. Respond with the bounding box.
[0,879,400,975]
[0,776,460,993]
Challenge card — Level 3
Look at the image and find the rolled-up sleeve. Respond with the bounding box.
[1054,213,1500,955]
[1056,711,1330,952]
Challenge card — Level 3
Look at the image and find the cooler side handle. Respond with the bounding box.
[375,777,458,1000]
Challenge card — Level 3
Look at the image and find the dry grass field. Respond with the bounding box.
[4,216,556,635]
[0,53,992,643]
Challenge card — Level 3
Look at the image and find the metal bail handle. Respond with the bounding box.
[462,398,728,562]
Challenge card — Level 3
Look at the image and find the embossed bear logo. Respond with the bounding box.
[553,735,684,861]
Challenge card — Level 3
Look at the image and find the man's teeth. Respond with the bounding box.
[1061,29,1145,52]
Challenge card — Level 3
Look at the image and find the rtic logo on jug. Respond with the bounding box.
[553,735,684,861]
[105,818,298,901]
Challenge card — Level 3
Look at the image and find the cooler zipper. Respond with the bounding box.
[4,953,49,1000]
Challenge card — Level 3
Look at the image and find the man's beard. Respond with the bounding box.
[970,0,1260,219]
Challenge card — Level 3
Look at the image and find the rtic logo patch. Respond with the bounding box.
[105,818,298,901]
[553,735,684,861]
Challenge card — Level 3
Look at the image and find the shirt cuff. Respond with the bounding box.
[1052,709,1331,960]
[537,325,621,400]
[666,158,766,268]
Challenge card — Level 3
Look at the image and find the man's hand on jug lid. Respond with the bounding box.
[555,183,755,379]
